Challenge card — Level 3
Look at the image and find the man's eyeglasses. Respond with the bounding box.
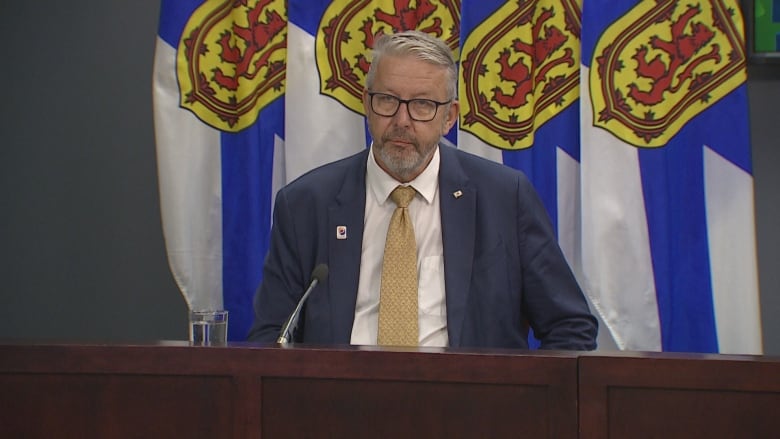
[368,92,451,122]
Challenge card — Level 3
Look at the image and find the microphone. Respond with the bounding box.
[277,264,329,344]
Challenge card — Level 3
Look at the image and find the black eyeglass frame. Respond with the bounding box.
[367,92,452,122]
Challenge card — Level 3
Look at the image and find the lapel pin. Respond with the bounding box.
[336,226,347,240]
[453,190,463,199]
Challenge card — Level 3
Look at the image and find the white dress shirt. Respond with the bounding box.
[350,145,448,347]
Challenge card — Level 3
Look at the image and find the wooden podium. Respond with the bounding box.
[3,343,779,438]
[0,343,579,438]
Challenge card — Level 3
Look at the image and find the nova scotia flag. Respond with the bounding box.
[285,0,367,182]
[459,0,582,248]
[458,0,584,347]
[580,0,762,353]
[153,0,287,340]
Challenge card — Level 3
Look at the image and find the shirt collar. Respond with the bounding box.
[366,143,440,206]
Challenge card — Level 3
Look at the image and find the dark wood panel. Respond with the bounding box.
[579,353,780,439]
[0,374,233,438]
[606,386,780,438]
[262,377,551,437]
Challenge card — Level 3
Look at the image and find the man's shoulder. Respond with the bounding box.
[442,144,527,182]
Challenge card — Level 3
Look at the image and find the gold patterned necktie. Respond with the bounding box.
[377,185,419,346]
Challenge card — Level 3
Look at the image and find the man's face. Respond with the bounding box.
[363,54,459,183]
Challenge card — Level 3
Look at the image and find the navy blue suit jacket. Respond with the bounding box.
[247,145,597,350]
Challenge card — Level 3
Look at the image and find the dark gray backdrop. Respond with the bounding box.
[1,1,778,353]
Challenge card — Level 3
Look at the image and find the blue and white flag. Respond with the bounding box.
[458,0,585,347]
[154,0,288,340]
[580,0,761,353]
[459,0,582,249]
[285,0,368,181]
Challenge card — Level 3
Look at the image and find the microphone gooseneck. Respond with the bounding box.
[277,264,329,344]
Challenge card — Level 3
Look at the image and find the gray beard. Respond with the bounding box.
[375,140,435,182]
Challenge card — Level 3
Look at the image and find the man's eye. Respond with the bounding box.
[412,100,433,108]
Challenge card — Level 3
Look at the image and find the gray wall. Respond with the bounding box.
[1,2,778,353]
[1,1,187,341]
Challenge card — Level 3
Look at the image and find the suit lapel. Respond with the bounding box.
[327,150,368,343]
[438,146,476,347]
[322,146,475,345]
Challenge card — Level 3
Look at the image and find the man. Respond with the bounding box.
[247,30,597,350]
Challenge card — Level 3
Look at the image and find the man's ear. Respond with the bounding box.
[443,100,460,134]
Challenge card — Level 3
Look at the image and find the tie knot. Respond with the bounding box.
[390,185,416,208]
